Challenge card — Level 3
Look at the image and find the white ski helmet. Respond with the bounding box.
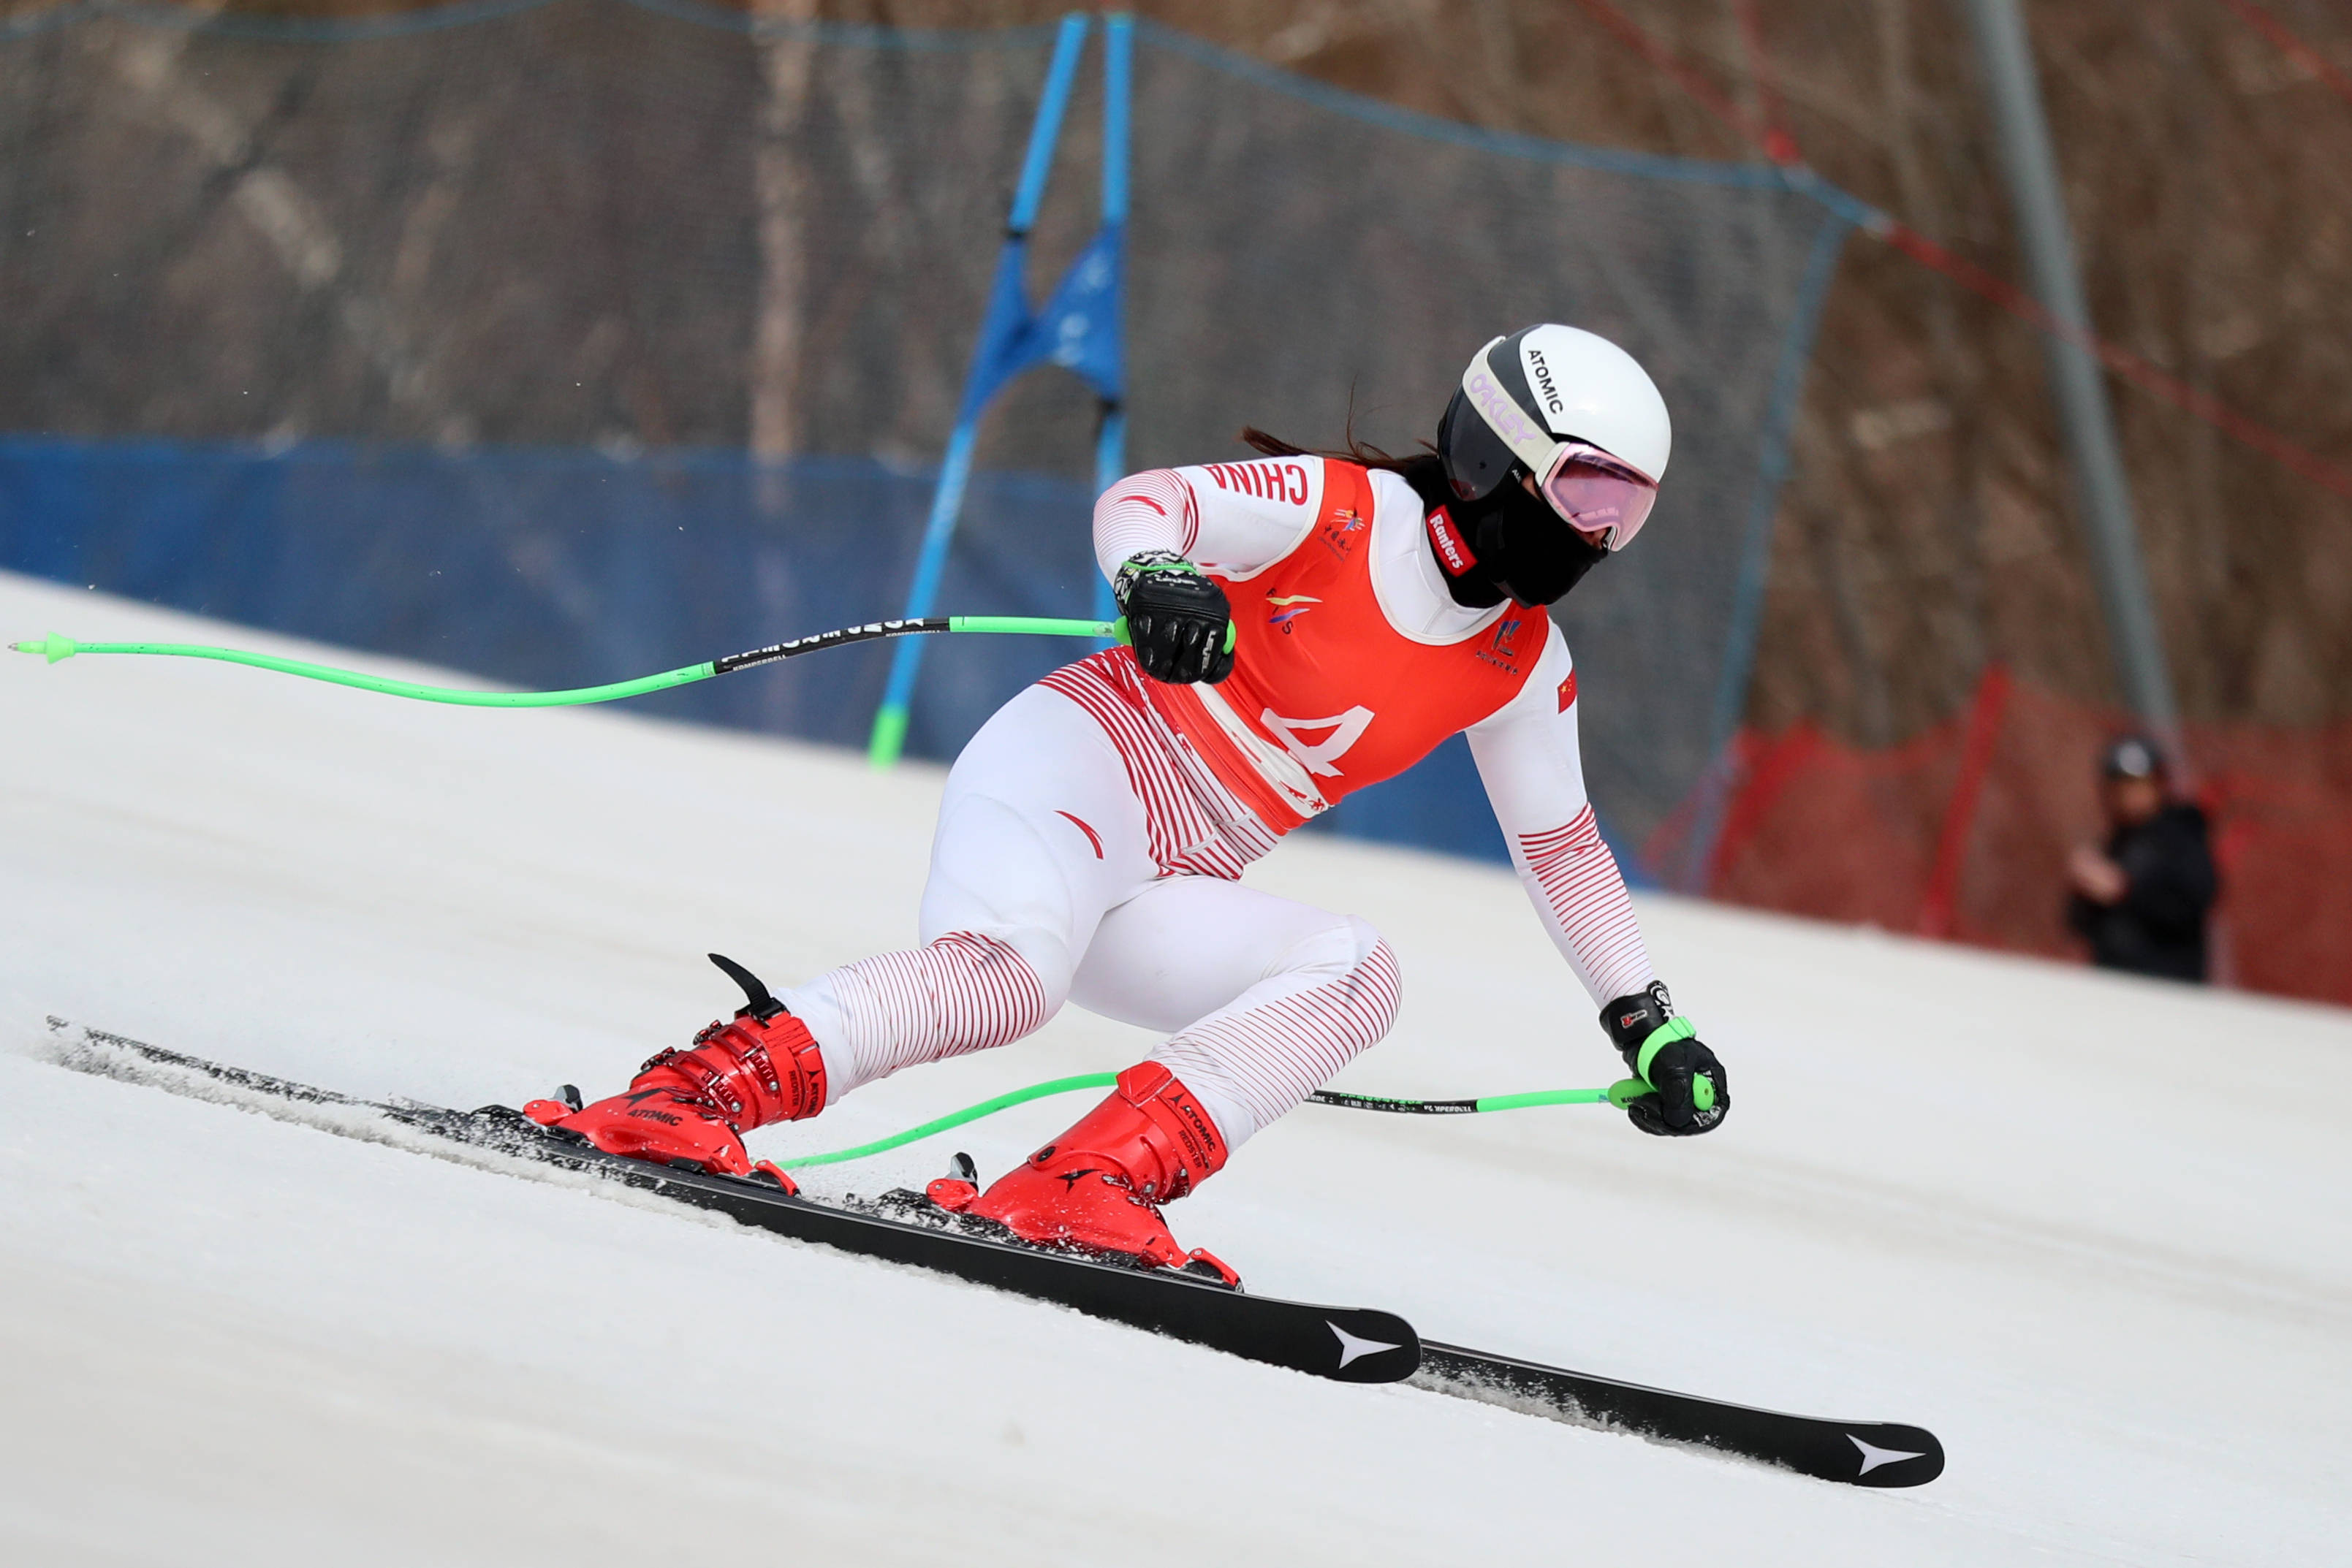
[1436,324,1671,551]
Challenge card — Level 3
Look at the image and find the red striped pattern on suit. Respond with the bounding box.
[1040,649,1278,880]
[1514,807,1654,1002]
[823,931,1048,1085]
[1091,468,1199,578]
[1153,938,1401,1138]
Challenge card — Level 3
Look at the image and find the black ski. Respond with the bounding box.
[1410,1344,1944,1487]
[397,1099,1420,1384]
[47,1023,1418,1386]
[47,1020,1945,1485]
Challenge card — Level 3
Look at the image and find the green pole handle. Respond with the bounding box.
[12,615,1124,710]
[1474,1086,1615,1112]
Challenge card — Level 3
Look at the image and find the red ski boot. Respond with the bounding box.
[942,1062,1240,1286]
[523,954,824,1178]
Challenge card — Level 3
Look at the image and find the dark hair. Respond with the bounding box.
[1242,420,1439,482]
[1238,420,1447,495]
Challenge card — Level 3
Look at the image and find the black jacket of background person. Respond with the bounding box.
[2067,803,2218,982]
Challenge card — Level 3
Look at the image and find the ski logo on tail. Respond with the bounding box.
[1328,1321,1404,1369]
[1848,1434,1927,1475]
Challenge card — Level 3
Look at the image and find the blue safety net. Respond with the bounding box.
[0,0,1850,873]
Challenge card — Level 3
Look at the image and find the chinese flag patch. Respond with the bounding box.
[1557,669,1578,712]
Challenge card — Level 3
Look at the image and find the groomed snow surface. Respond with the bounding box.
[3,569,2347,1567]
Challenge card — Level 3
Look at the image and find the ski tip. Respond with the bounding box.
[1843,1426,1945,1487]
[12,633,77,663]
[1325,1312,1422,1382]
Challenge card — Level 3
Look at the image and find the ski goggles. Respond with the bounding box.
[1538,443,1658,552]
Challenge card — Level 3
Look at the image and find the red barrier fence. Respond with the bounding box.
[1653,669,2352,1007]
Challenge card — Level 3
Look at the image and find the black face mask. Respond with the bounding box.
[1476,490,1608,606]
[1430,482,1607,609]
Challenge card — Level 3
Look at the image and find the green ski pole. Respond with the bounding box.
[767,1073,1643,1171]
[12,615,1123,709]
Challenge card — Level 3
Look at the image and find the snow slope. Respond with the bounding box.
[3,568,2347,1567]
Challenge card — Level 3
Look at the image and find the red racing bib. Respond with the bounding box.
[1144,462,1549,831]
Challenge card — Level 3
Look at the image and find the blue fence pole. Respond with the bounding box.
[1672,211,1854,891]
[1012,15,1090,234]
[1101,15,1131,227]
[1090,13,1131,630]
[869,12,1090,768]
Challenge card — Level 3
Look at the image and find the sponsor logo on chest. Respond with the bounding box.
[1265,594,1321,633]
[1318,507,1367,558]
[1474,614,1528,676]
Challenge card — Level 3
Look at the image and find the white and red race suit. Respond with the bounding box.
[775,457,1656,1151]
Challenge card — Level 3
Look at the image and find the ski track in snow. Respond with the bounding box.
[2,569,2346,1566]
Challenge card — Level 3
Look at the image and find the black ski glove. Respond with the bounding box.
[1115,549,1236,685]
[1601,982,1728,1137]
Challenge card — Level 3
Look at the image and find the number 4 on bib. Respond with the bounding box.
[1260,706,1374,777]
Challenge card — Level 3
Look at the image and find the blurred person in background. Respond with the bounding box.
[2065,736,2218,983]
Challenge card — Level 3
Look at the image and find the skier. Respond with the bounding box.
[534,324,1729,1282]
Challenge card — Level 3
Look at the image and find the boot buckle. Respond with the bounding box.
[1181,1248,1241,1289]
[925,1176,979,1212]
